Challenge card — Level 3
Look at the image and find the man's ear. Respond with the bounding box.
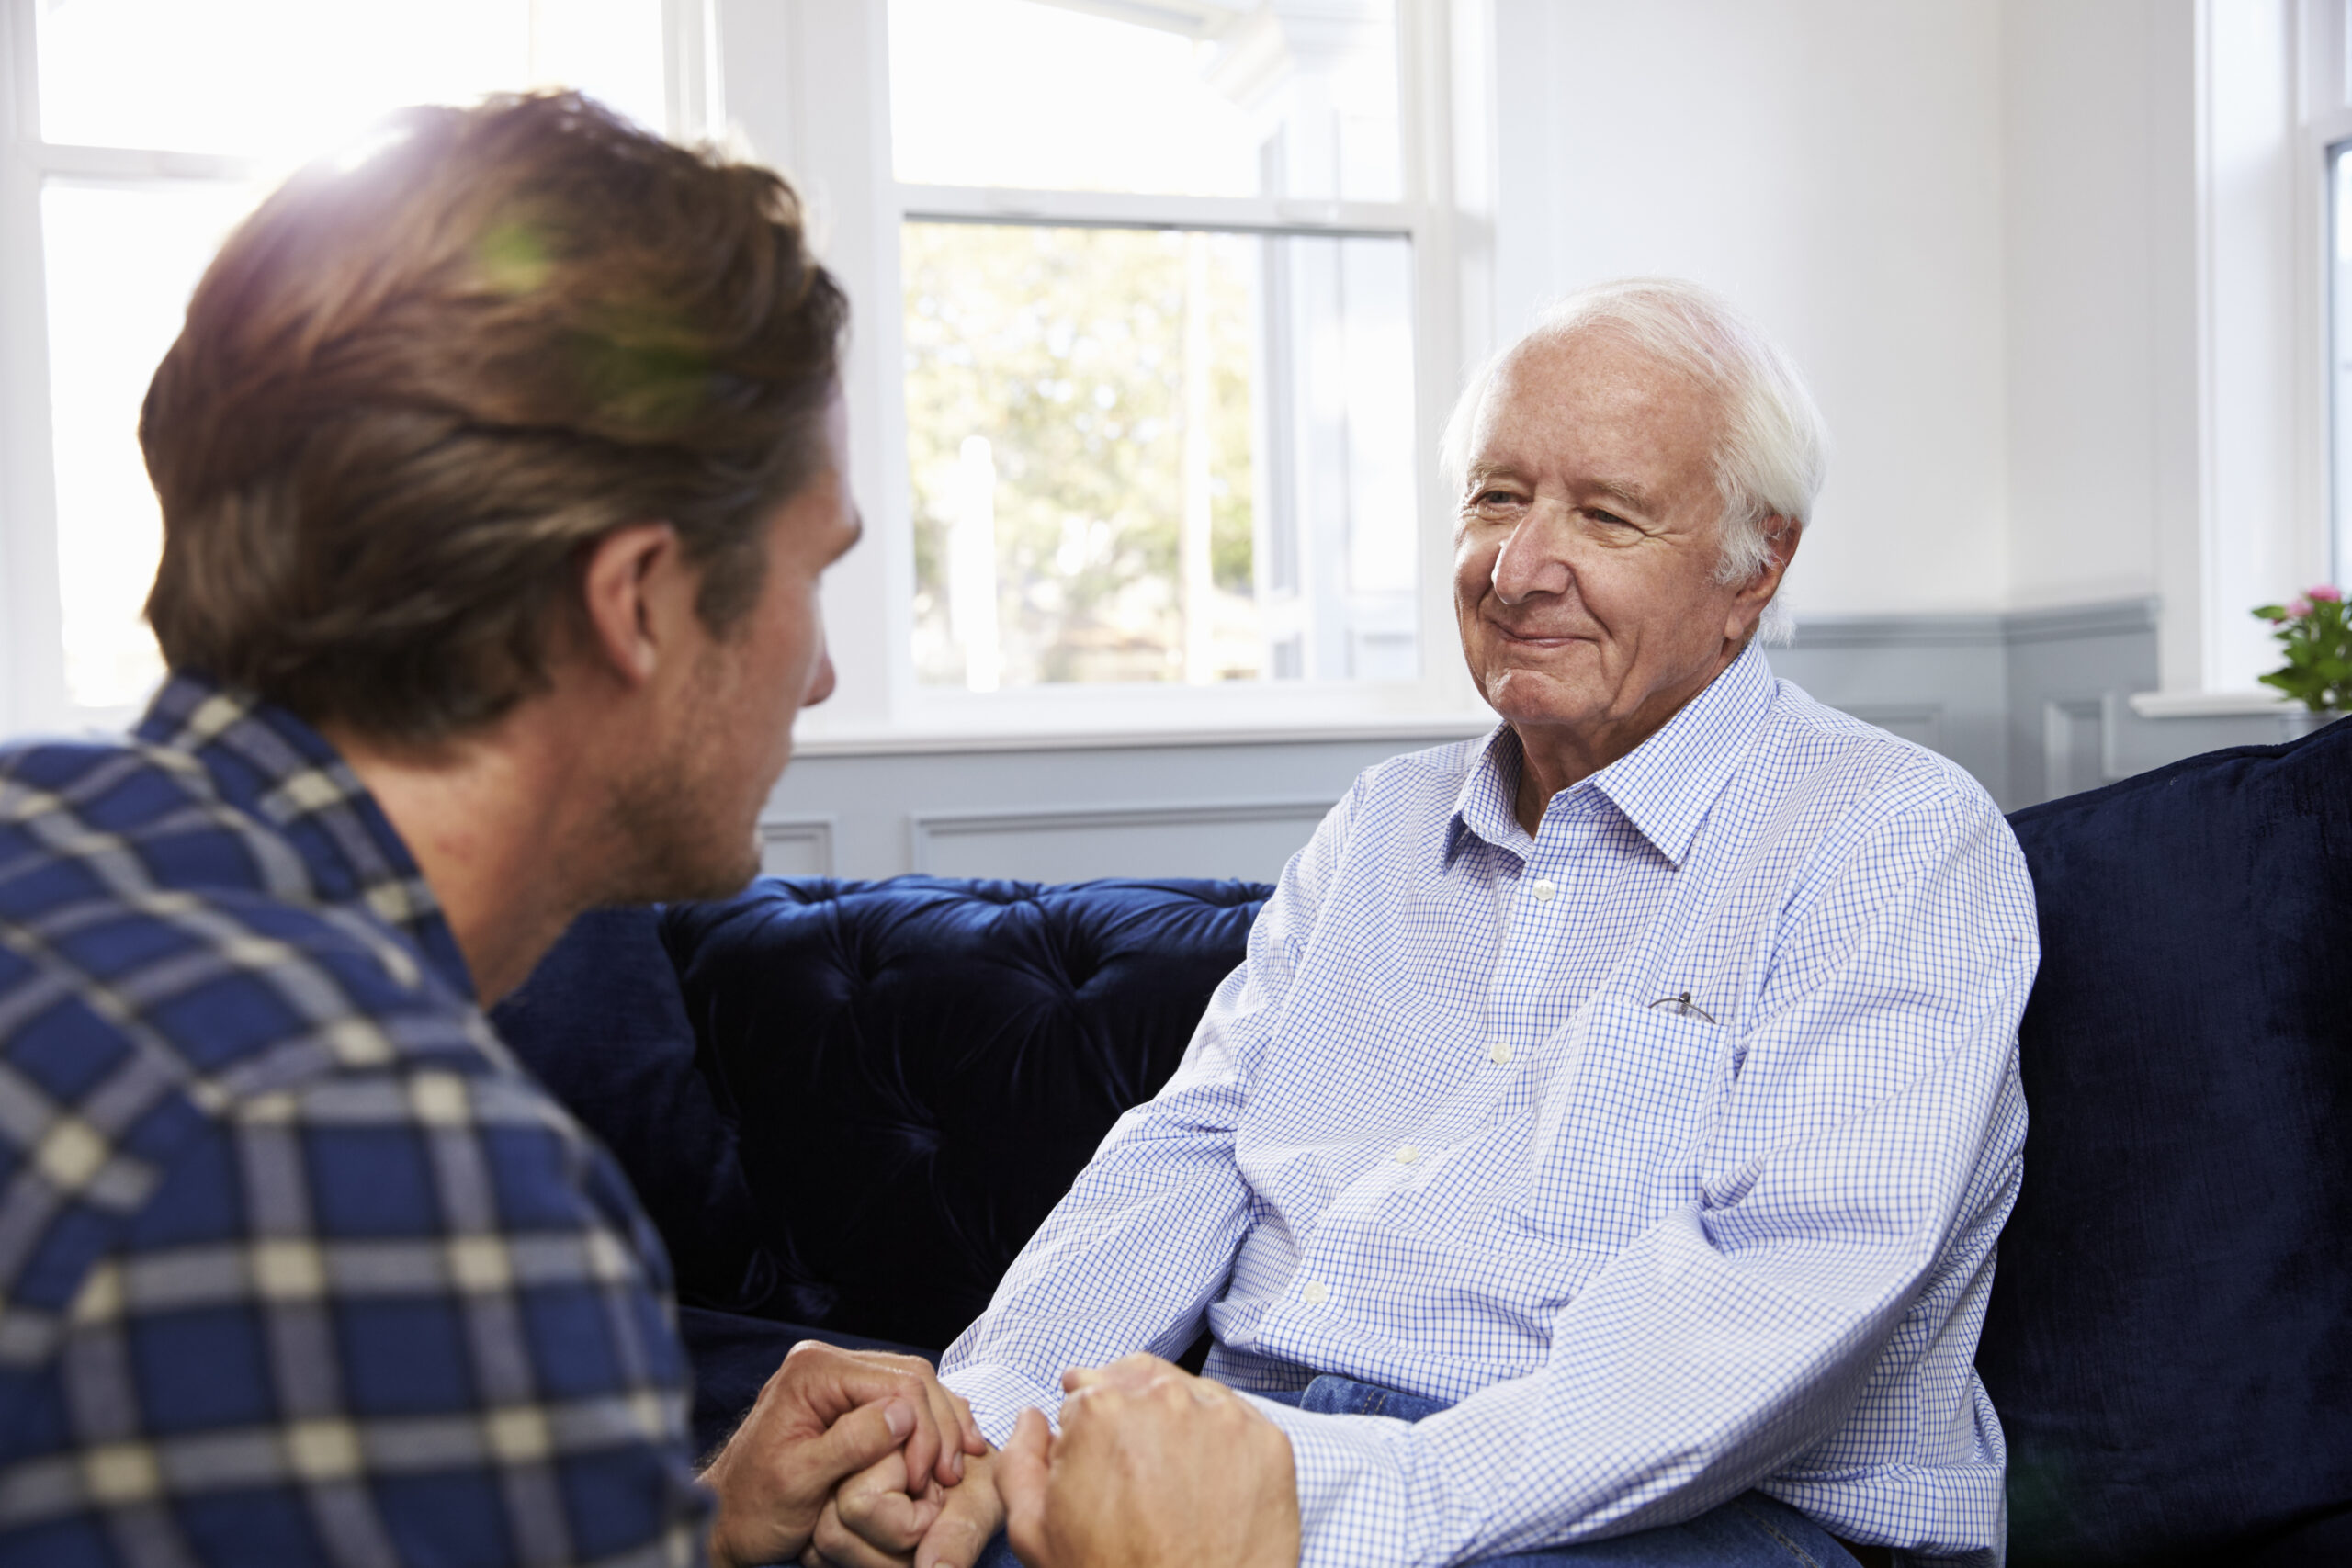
[1727,516,1802,634]
[577,522,685,688]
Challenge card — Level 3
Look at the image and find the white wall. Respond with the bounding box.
[1487,0,2012,616]
[1999,0,2182,614]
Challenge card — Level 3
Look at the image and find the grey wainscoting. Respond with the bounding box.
[760,598,2312,883]
[762,728,1486,883]
[2002,600,2165,805]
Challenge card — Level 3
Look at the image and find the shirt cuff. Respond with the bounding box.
[1242,1393,1423,1568]
[941,1361,1065,1449]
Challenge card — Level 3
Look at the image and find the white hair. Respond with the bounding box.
[1440,277,1827,645]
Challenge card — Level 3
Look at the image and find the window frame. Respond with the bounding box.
[2311,1,2352,591]
[725,0,1491,753]
[0,0,720,740]
[2137,0,2345,712]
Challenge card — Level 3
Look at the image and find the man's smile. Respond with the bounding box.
[1484,618,1595,649]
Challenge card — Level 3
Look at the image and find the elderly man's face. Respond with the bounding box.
[1453,330,1775,786]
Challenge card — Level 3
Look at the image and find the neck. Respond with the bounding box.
[320,708,592,1006]
[1510,640,1744,835]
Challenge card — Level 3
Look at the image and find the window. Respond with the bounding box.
[887,0,1431,699]
[0,0,680,736]
[3,0,1476,743]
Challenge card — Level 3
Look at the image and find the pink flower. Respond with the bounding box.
[2288,597,2313,618]
[2310,584,2344,602]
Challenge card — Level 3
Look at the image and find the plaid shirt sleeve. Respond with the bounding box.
[0,966,711,1567]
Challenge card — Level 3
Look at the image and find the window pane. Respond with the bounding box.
[38,0,664,159]
[888,0,1401,202]
[903,221,1418,689]
[41,178,268,708]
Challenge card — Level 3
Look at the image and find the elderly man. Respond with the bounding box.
[888,280,2036,1568]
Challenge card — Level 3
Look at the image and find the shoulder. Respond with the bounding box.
[1762,680,1993,808]
[1739,679,2013,853]
[1736,682,2033,941]
[2,731,300,927]
[3,728,460,1063]
[1325,732,1494,840]
[0,731,594,1348]
[1,730,217,819]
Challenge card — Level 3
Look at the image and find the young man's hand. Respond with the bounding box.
[699,1341,987,1568]
[996,1354,1301,1568]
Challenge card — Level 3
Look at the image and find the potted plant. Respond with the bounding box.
[2253,586,2349,735]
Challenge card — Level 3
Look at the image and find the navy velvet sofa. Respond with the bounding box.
[491,720,2352,1567]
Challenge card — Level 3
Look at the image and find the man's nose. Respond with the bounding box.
[803,645,837,708]
[1489,506,1574,604]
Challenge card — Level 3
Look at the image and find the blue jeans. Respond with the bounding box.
[973,1372,1865,1567]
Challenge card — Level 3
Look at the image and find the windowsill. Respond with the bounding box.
[791,709,1498,758]
[2125,688,2297,719]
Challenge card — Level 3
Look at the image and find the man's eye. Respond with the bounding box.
[1587,509,1629,527]
[1476,490,1518,507]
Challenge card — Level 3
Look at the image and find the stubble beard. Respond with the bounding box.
[592,753,762,908]
[591,660,768,908]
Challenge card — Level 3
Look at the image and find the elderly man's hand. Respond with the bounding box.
[802,1445,1004,1568]
[699,1341,987,1568]
[996,1353,1301,1568]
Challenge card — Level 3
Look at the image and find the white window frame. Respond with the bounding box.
[2141,0,2339,715]
[0,0,721,740]
[718,0,1493,752]
[2308,0,2352,586]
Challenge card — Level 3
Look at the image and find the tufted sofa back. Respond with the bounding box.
[495,876,1268,1354]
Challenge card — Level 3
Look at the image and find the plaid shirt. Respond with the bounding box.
[944,645,2036,1568]
[0,675,707,1567]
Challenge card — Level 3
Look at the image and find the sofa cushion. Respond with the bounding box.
[1983,718,2352,1565]
[663,876,1269,1353]
[488,907,779,1314]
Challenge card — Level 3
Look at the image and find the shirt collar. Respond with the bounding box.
[134,672,475,999]
[1448,640,1779,870]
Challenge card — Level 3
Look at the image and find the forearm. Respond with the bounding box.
[943,992,1261,1437]
[941,1135,1251,1439]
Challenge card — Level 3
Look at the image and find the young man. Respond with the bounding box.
[0,93,995,1568]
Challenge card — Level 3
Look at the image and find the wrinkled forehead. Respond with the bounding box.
[1487,324,1726,423]
[1471,326,1728,482]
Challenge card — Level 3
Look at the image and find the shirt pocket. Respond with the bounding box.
[1508,991,1736,1257]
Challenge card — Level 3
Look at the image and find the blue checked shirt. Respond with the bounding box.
[0,675,707,1566]
[943,645,2036,1568]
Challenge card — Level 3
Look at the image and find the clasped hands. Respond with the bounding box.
[701,1341,1298,1568]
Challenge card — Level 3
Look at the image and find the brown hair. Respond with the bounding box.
[141,91,847,741]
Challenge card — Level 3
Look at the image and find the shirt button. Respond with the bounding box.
[1530,877,1557,902]
[1489,1040,1513,1065]
[1303,1280,1329,1305]
[1393,1144,1420,1164]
